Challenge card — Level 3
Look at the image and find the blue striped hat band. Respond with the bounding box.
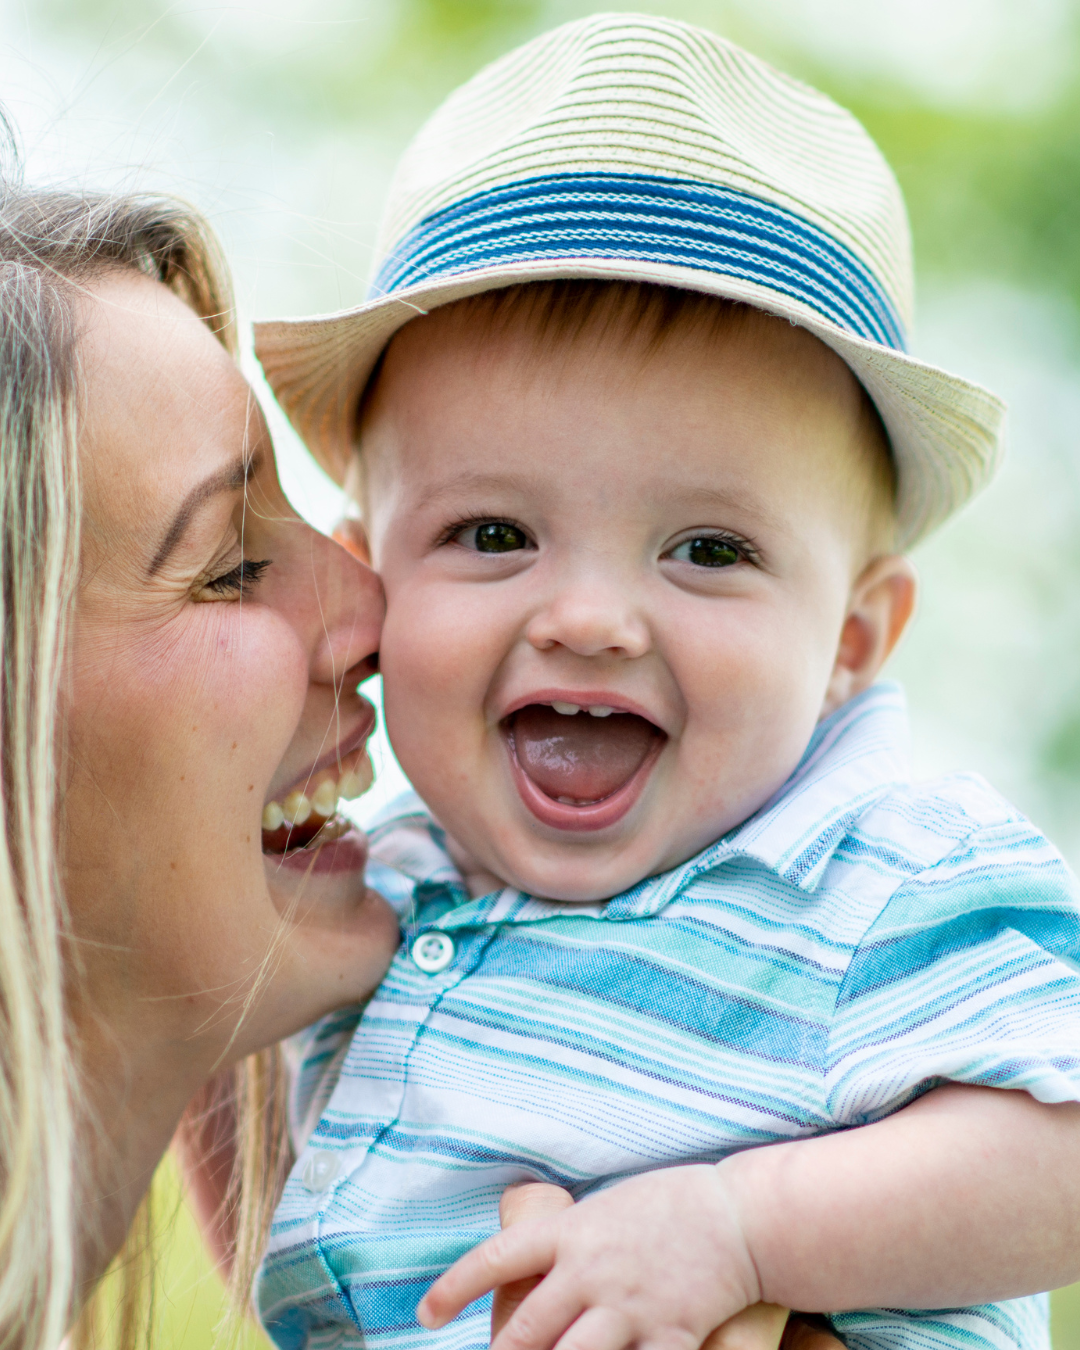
[371,172,908,353]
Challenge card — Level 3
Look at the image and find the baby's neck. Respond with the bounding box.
[443,831,509,899]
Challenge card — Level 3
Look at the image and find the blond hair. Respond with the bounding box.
[0,137,285,1348]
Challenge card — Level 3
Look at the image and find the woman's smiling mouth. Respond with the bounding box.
[262,700,378,863]
[261,752,374,855]
[503,700,666,832]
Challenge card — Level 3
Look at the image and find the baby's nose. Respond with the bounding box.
[525,577,650,659]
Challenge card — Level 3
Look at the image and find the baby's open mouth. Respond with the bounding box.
[504,702,665,818]
[261,756,374,855]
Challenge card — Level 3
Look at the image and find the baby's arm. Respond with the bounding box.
[419,1084,1080,1350]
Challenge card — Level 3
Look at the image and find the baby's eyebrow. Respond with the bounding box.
[412,470,534,510]
[409,471,781,534]
[652,484,782,531]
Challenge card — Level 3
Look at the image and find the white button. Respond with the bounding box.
[302,1151,341,1193]
[411,931,455,974]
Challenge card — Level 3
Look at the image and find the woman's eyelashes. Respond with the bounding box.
[194,557,272,602]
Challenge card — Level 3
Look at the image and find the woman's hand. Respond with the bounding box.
[480,1177,819,1350]
[492,1183,576,1338]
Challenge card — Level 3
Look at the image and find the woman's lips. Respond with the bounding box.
[261,695,377,859]
[263,700,376,809]
[272,823,370,875]
[261,753,374,854]
[503,703,665,833]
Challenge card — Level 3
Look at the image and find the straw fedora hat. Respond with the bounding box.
[254,12,1005,546]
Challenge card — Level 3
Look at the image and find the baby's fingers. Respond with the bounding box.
[419,1223,558,1329]
[493,1290,613,1350]
[780,1318,845,1350]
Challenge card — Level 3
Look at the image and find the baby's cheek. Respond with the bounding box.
[670,625,821,815]
[381,581,506,707]
[380,587,504,804]
[380,602,465,752]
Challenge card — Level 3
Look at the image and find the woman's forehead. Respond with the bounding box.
[75,271,260,543]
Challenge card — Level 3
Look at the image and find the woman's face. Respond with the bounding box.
[64,270,399,1068]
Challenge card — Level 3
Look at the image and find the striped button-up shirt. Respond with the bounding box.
[259,683,1080,1350]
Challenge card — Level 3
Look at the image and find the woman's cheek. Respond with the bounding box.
[137,600,309,754]
[195,603,310,759]
[72,600,309,880]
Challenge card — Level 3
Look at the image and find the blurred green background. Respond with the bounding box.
[3,0,1079,1344]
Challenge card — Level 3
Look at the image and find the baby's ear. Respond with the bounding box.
[822,555,917,718]
[332,516,372,565]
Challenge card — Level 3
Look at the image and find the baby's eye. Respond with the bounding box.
[668,536,741,568]
[456,522,530,553]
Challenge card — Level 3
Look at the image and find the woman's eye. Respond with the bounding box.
[195,558,272,602]
[458,522,530,553]
[668,537,741,568]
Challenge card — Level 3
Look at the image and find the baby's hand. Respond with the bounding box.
[418,1164,762,1350]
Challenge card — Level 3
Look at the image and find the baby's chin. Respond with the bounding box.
[473,830,688,904]
[470,777,787,900]
[437,755,797,902]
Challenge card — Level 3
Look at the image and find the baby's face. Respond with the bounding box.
[360,303,902,902]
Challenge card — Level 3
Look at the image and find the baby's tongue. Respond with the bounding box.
[509,704,659,803]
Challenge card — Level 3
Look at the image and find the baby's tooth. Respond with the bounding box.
[551,701,581,715]
[311,779,338,818]
[282,791,312,827]
[262,801,284,831]
[588,706,614,717]
[339,755,374,800]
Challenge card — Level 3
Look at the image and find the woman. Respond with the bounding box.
[0,172,400,1347]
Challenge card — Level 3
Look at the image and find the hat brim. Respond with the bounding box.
[254,257,1005,548]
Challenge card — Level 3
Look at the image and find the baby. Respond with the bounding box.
[254,16,1080,1350]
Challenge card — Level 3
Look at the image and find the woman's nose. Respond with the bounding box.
[525,567,650,660]
[306,530,384,688]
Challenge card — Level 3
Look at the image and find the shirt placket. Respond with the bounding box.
[306,896,497,1206]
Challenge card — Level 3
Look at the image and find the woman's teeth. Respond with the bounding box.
[551,701,615,717]
[261,759,374,853]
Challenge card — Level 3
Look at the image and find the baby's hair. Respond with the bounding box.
[357,279,898,557]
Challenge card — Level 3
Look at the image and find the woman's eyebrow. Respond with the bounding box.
[148,452,261,576]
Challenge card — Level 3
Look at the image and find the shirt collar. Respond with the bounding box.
[608,680,911,917]
[368,682,911,926]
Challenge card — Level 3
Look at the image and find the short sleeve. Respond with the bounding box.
[825,815,1080,1124]
[830,1293,1051,1350]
